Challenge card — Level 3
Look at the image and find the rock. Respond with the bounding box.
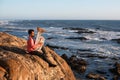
[96,70,107,74]
[71,57,87,73]
[86,73,100,79]
[98,56,107,59]
[115,62,120,76]
[100,38,107,40]
[111,57,120,60]
[0,32,26,48]
[75,30,95,34]
[110,62,120,76]
[77,49,92,52]
[109,68,116,75]
[113,75,119,80]
[0,32,76,80]
[86,54,98,57]
[99,76,106,80]
[86,73,106,80]
[109,62,120,80]
[47,37,55,40]
[66,37,88,41]
[61,54,87,73]
[63,27,95,34]
[46,44,68,50]
[111,38,120,44]
[61,54,69,63]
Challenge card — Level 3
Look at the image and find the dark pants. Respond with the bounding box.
[27,47,57,67]
[28,51,45,59]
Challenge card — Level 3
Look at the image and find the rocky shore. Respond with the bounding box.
[0,32,75,80]
[0,32,120,80]
[61,54,120,80]
[47,43,120,80]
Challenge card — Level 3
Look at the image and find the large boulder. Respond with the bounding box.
[0,32,76,80]
[0,32,26,48]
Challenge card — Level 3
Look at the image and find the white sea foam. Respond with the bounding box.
[68,30,78,33]
[23,36,28,39]
[0,20,9,25]
[83,29,120,41]
[3,26,16,29]
[50,27,54,28]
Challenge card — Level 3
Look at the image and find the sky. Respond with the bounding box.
[0,0,120,20]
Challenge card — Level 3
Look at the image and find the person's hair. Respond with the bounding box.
[28,29,34,35]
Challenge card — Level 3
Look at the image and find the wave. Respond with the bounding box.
[83,28,120,41]
[0,26,28,33]
[0,20,9,25]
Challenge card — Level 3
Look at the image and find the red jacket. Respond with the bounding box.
[27,36,40,52]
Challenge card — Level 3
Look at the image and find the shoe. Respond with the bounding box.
[38,50,43,54]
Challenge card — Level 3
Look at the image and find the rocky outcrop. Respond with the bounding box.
[61,54,108,80]
[0,32,76,80]
[61,54,87,73]
[0,32,26,48]
[109,62,120,80]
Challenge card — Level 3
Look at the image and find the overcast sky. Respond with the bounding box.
[0,0,120,20]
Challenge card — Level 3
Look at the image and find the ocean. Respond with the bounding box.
[0,20,120,79]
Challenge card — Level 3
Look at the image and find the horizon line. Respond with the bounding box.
[0,19,120,21]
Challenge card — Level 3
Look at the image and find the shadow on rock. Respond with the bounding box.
[0,46,26,55]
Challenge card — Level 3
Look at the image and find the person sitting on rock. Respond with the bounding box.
[27,27,45,54]
[27,27,57,67]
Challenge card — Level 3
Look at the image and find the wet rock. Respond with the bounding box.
[85,53,107,59]
[111,57,120,60]
[110,62,120,80]
[98,56,107,59]
[86,54,98,57]
[99,76,106,80]
[86,73,106,80]
[86,73,100,79]
[100,38,107,40]
[109,68,116,75]
[77,49,92,52]
[63,27,95,34]
[96,70,107,74]
[75,30,95,34]
[46,44,68,50]
[61,54,69,63]
[61,54,87,73]
[111,38,120,44]
[115,62,120,76]
[0,32,76,80]
[113,75,119,80]
[47,37,55,40]
[66,37,88,41]
[110,62,120,76]
[63,27,87,31]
